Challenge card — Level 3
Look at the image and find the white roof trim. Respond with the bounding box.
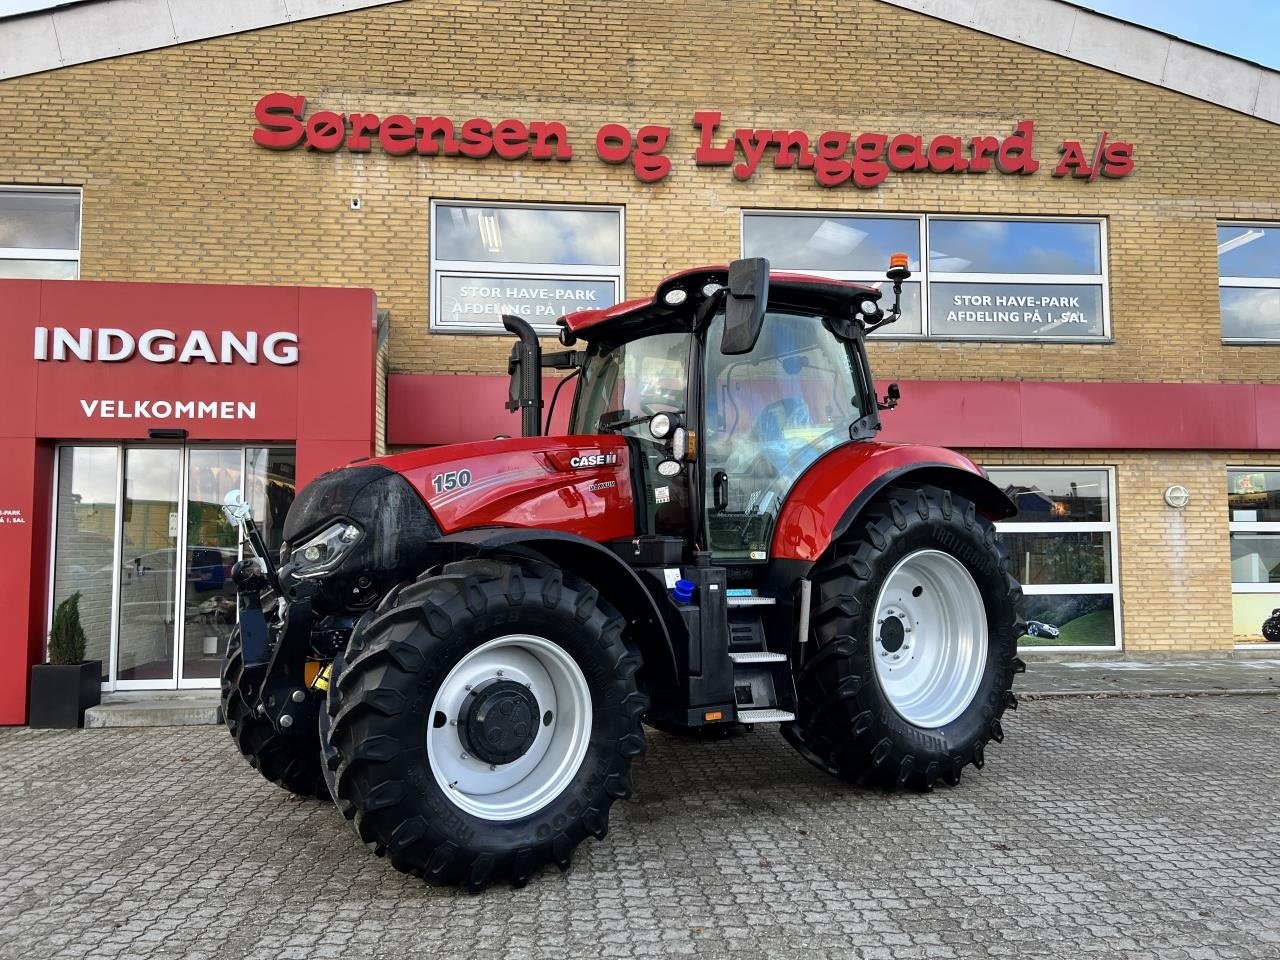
[0,0,408,81]
[879,0,1280,125]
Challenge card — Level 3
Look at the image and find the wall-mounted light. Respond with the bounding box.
[1164,485,1191,509]
[148,428,187,440]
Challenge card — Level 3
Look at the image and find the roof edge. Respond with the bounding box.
[878,0,1279,126]
[0,0,409,81]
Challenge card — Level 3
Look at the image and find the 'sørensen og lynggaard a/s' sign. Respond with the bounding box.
[253,94,1134,186]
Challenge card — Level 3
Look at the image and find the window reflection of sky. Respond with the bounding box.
[928,220,1101,275]
[743,216,920,271]
[1221,287,1280,339]
[743,215,1102,277]
[436,205,620,266]
[0,190,79,249]
[1218,225,1280,278]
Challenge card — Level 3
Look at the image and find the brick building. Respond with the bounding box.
[1,0,1278,716]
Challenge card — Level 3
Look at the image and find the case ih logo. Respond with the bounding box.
[33,327,299,365]
[254,93,1134,187]
[569,453,618,468]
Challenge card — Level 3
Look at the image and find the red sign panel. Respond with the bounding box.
[0,279,379,725]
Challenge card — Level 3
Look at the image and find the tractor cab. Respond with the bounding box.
[533,256,911,568]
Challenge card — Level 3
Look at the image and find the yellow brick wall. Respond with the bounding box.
[0,0,1276,383]
[967,450,1280,654]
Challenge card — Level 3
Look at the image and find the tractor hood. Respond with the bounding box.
[371,434,636,543]
[277,434,637,614]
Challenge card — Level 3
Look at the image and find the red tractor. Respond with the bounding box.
[219,256,1025,891]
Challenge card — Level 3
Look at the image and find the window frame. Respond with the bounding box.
[989,465,1123,652]
[740,210,1111,342]
[1218,220,1280,345]
[0,184,82,278]
[1227,465,1280,648]
[429,199,625,336]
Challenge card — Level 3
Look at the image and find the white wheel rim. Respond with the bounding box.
[871,549,988,729]
[427,634,592,822]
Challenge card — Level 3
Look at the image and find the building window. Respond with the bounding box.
[0,187,81,279]
[1218,223,1280,342]
[742,212,1108,340]
[988,467,1121,649]
[430,201,623,335]
[1228,468,1280,644]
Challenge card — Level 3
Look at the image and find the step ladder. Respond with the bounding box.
[725,591,797,724]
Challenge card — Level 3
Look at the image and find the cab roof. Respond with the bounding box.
[559,266,881,342]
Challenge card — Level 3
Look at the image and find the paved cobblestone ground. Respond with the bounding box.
[2,696,1278,960]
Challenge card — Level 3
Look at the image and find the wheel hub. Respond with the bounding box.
[878,612,907,654]
[427,634,593,822]
[458,679,540,765]
[876,604,914,663]
[870,550,988,729]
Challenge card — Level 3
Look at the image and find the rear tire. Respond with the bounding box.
[220,626,329,799]
[783,483,1024,790]
[325,558,648,891]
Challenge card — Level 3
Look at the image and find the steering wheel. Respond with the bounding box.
[640,398,681,416]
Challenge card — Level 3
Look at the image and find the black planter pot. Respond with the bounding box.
[29,661,102,729]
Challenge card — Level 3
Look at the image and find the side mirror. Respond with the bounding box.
[221,489,253,527]
[721,257,770,355]
[877,382,901,411]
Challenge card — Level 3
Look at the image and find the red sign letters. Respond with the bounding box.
[252,93,1134,187]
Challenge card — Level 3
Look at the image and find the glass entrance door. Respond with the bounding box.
[182,449,243,683]
[116,446,182,686]
[48,443,297,691]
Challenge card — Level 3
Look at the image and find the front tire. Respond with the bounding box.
[220,626,329,799]
[325,558,648,891]
[783,483,1025,790]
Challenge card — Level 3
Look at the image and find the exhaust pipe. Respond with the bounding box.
[502,314,543,438]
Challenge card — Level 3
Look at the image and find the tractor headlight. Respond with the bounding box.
[671,426,696,460]
[649,412,674,439]
[288,521,362,579]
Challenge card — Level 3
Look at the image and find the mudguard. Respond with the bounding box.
[427,527,681,686]
[771,441,1016,564]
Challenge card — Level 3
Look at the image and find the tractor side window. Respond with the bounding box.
[574,333,692,537]
[703,310,862,563]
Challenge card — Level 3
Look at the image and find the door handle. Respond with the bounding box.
[712,470,729,512]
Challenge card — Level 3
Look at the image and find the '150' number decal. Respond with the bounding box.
[431,469,472,494]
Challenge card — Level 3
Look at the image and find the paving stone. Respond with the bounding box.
[0,696,1277,959]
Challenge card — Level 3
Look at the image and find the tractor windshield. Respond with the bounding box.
[574,332,689,436]
[704,308,868,563]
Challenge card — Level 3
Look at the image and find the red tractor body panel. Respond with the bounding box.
[376,435,636,542]
[772,441,990,562]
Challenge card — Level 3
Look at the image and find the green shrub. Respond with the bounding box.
[47,593,87,666]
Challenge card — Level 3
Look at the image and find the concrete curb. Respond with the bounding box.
[85,699,223,728]
[1021,688,1280,701]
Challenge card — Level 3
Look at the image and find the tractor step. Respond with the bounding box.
[737,708,796,724]
[727,600,797,716]
[729,651,787,663]
[727,593,777,607]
